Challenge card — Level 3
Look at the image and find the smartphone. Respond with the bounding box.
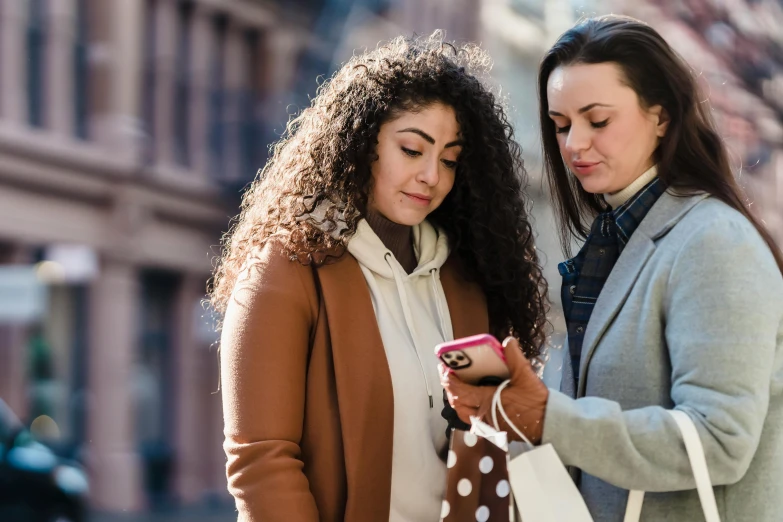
[435,334,510,386]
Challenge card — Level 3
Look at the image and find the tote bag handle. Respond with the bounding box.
[624,410,720,522]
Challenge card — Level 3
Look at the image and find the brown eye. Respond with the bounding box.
[401,147,421,157]
[441,159,458,170]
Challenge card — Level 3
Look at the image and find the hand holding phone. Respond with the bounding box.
[435,334,510,386]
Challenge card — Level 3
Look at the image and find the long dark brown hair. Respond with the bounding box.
[538,15,783,271]
[211,32,549,356]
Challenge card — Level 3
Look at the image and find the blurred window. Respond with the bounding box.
[27,0,47,128]
[510,0,545,20]
[141,0,157,165]
[241,30,263,180]
[136,271,179,508]
[209,15,228,178]
[26,279,89,459]
[173,1,194,168]
[73,0,89,139]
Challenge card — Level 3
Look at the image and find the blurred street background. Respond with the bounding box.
[0,0,781,520]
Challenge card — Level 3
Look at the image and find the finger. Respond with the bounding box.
[501,336,525,378]
[444,373,473,403]
[454,404,478,424]
[443,374,467,408]
[502,336,540,383]
[446,374,489,409]
[476,399,494,422]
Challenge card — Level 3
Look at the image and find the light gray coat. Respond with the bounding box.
[543,191,783,521]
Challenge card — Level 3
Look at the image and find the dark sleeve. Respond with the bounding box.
[442,389,471,437]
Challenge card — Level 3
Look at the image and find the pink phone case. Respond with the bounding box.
[435,334,510,385]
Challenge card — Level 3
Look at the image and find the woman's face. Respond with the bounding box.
[368,103,461,226]
[546,62,668,195]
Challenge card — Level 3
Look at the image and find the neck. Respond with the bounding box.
[604,165,658,208]
[365,208,417,273]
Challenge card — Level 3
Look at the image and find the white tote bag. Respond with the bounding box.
[623,409,721,522]
[491,381,594,522]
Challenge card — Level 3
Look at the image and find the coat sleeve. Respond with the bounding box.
[541,214,783,491]
[220,241,320,521]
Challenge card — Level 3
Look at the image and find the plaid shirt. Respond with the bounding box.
[559,177,665,388]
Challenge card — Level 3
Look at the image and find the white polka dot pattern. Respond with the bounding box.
[496,479,510,498]
[441,500,451,518]
[479,456,494,474]
[457,478,473,496]
[443,429,511,521]
[447,450,457,469]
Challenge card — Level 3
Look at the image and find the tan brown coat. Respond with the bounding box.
[220,239,489,521]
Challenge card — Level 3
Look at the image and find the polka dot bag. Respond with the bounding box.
[441,427,512,522]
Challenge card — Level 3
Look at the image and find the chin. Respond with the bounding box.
[389,211,427,227]
[576,177,610,195]
[397,216,427,227]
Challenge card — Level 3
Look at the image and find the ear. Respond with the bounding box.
[650,104,670,138]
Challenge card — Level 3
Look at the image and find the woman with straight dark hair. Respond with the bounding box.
[443,15,783,521]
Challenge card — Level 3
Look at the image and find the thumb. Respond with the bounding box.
[502,336,536,383]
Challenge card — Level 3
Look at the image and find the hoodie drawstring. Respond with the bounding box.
[429,268,449,343]
[385,253,435,408]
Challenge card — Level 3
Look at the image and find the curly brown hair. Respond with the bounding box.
[210,32,550,357]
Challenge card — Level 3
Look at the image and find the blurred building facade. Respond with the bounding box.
[0,0,313,513]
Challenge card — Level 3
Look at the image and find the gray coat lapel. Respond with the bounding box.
[576,191,710,397]
[560,338,576,399]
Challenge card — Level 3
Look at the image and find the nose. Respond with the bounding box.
[416,156,440,186]
[564,124,590,155]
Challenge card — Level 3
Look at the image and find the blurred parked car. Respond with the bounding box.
[0,400,88,522]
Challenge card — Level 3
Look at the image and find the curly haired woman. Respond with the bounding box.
[210,33,548,522]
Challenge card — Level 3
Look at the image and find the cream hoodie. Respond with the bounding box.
[347,218,453,522]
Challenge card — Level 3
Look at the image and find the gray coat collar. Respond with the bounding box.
[564,190,710,398]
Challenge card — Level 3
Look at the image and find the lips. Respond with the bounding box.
[572,161,600,175]
[403,192,433,205]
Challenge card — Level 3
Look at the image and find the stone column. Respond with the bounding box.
[263,27,300,102]
[47,0,76,137]
[86,258,143,511]
[189,6,215,179]
[151,0,178,167]
[258,26,301,152]
[172,274,210,504]
[89,0,144,164]
[0,0,28,123]
[222,24,245,183]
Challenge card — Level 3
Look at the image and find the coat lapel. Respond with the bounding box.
[576,191,709,397]
[440,257,490,338]
[315,252,489,519]
[316,255,394,519]
[560,339,577,398]
[576,233,655,396]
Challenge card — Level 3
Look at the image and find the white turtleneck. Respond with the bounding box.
[604,165,658,209]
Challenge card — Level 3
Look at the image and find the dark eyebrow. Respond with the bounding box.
[397,128,463,148]
[548,103,614,117]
